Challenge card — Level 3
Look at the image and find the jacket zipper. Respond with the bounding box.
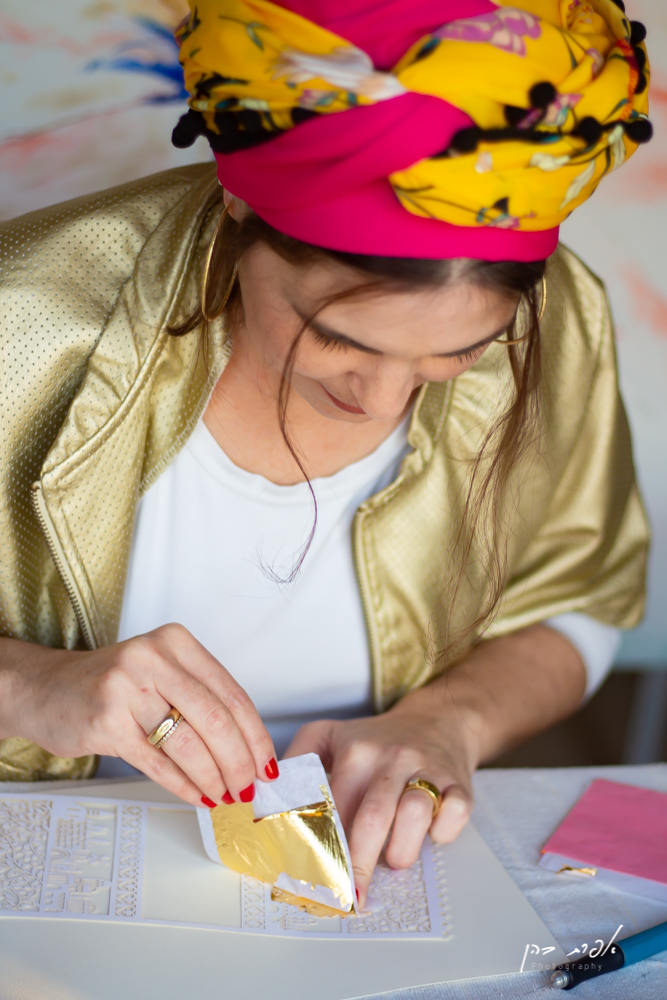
[31,482,97,651]
[352,506,384,714]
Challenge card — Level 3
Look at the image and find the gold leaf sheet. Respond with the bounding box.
[210,792,354,916]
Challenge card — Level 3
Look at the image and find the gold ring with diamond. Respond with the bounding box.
[402,778,443,818]
[147,708,184,750]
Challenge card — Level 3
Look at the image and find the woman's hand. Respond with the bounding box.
[284,684,478,909]
[0,626,278,807]
[285,623,587,907]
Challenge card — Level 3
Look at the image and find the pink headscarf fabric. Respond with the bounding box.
[214,0,559,260]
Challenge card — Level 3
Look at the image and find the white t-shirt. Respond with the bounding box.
[114,417,619,763]
[118,418,410,752]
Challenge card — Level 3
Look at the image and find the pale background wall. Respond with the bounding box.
[0,0,665,666]
[0,0,211,216]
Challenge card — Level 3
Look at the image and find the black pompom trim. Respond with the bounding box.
[630,20,647,45]
[208,111,280,152]
[611,0,626,11]
[171,110,204,149]
[573,117,603,146]
[505,105,529,127]
[634,46,647,70]
[635,71,648,95]
[291,108,319,126]
[624,118,653,143]
[449,126,482,153]
[529,82,557,110]
[171,106,321,154]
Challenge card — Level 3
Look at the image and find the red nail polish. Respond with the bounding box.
[355,888,359,901]
[201,795,217,809]
[222,791,235,804]
[265,757,279,781]
[239,783,255,803]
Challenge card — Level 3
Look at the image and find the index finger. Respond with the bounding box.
[152,625,278,781]
[345,768,406,908]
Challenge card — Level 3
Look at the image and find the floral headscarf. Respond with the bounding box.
[173,0,651,259]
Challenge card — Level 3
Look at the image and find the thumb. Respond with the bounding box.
[283,719,336,770]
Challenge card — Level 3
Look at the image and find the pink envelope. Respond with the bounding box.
[540,779,667,903]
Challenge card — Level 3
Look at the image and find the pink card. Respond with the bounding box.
[542,779,667,884]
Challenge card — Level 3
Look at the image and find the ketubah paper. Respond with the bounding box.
[0,787,448,936]
[0,777,565,998]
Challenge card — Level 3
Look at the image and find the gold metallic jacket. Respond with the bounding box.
[0,165,649,781]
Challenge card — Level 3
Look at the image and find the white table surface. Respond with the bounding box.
[2,764,666,999]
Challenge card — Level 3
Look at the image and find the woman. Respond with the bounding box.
[0,0,652,906]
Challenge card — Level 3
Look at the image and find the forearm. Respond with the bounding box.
[391,623,587,767]
[0,637,70,740]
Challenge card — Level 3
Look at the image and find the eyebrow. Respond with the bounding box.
[301,313,508,358]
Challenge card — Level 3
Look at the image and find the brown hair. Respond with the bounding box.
[170,200,546,666]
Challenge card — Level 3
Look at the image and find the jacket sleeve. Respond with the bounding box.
[484,246,649,637]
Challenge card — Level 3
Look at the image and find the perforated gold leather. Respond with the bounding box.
[0,165,649,780]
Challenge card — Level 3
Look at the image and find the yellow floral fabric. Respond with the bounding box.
[176,0,650,231]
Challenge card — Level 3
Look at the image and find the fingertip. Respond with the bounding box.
[352,868,372,911]
[239,783,255,803]
[355,886,367,911]
[264,757,279,781]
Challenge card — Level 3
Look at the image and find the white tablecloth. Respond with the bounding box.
[372,764,667,1000]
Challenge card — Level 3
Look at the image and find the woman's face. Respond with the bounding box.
[237,240,519,425]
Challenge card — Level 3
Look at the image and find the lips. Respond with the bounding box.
[322,386,365,414]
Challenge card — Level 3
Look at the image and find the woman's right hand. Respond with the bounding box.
[0,624,278,807]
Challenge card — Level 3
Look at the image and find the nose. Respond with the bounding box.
[349,361,417,420]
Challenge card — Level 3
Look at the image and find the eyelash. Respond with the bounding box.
[311,326,487,363]
[310,327,349,352]
[455,344,486,365]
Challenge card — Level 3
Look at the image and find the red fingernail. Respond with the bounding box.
[265,757,279,781]
[222,791,235,804]
[201,795,217,809]
[239,783,255,803]
[355,888,359,901]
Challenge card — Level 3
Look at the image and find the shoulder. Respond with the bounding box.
[0,163,217,324]
[0,163,216,403]
[0,165,217,477]
[544,243,612,364]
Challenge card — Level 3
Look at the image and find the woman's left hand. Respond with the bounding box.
[284,685,478,908]
[284,624,588,908]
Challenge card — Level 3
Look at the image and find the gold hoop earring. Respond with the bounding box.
[201,200,238,322]
[538,273,547,323]
[500,274,547,346]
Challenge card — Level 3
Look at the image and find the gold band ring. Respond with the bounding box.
[147,708,184,750]
[402,778,443,819]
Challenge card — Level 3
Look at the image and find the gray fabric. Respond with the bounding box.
[365,765,667,1000]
